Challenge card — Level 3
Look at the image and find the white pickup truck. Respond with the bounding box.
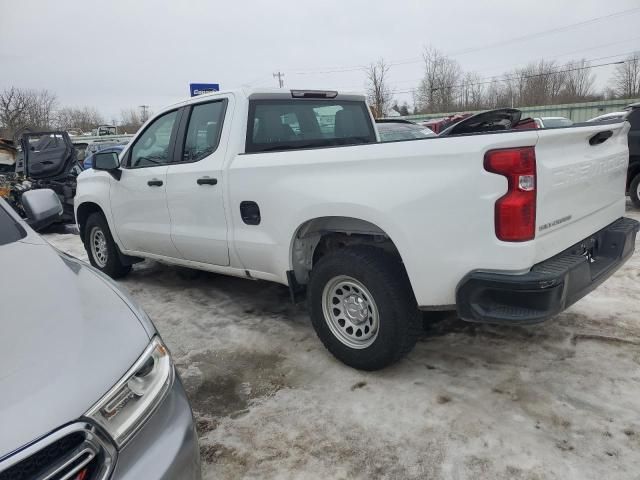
[75,88,639,370]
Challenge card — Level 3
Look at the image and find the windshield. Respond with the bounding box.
[246,99,376,153]
[0,203,26,245]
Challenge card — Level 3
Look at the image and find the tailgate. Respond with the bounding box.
[535,121,629,253]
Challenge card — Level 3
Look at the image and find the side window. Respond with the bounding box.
[182,100,227,163]
[129,110,178,168]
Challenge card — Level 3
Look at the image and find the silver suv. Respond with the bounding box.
[0,193,200,479]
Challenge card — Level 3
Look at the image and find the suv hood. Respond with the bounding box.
[0,237,151,459]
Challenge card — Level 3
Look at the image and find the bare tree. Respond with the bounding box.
[0,87,57,139]
[416,47,462,113]
[119,108,146,133]
[562,59,595,102]
[460,72,485,110]
[56,106,104,132]
[613,52,640,98]
[366,58,392,118]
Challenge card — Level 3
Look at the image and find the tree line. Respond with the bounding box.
[0,87,151,140]
[367,49,640,117]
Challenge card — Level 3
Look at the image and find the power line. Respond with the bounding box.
[290,7,640,75]
[332,50,636,93]
[390,58,627,95]
[447,7,640,57]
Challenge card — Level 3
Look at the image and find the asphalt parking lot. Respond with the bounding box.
[45,204,640,480]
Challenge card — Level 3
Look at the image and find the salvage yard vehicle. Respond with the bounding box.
[0,195,201,479]
[439,108,538,136]
[75,88,639,370]
[533,116,573,128]
[588,103,640,207]
[2,131,81,226]
[376,119,435,142]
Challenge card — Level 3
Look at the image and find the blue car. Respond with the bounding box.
[83,145,125,169]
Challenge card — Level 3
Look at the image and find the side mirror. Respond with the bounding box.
[20,189,63,231]
[93,151,120,170]
[93,151,122,180]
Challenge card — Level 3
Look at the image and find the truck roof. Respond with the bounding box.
[165,88,366,111]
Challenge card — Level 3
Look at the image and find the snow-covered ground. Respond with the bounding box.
[44,204,640,480]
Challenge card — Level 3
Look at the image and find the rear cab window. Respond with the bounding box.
[246,96,376,153]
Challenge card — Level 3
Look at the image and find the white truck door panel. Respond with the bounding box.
[110,166,181,257]
[110,109,182,258]
[166,98,230,266]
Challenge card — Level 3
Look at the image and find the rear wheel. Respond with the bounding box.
[84,212,132,278]
[630,173,640,208]
[308,246,421,370]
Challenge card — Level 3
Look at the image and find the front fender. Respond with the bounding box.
[74,172,123,248]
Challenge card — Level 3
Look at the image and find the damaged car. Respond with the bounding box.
[1,131,80,227]
[438,108,537,136]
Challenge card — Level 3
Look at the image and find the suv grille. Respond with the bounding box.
[0,424,115,480]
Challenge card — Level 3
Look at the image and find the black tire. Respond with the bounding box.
[308,246,421,371]
[83,212,132,279]
[630,173,640,208]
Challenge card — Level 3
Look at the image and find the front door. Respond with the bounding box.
[166,97,230,265]
[110,109,182,258]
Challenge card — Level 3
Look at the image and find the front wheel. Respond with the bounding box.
[308,246,421,370]
[630,173,640,208]
[84,212,132,279]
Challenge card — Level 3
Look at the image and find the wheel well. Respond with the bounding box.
[291,216,402,285]
[76,202,104,241]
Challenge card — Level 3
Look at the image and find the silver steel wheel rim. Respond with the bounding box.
[321,275,379,349]
[90,226,108,268]
[637,181,640,201]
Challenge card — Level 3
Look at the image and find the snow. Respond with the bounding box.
[43,204,640,480]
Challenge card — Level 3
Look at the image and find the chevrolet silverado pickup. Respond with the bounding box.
[75,88,639,370]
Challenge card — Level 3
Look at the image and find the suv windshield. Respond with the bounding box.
[246,99,376,153]
[0,203,26,245]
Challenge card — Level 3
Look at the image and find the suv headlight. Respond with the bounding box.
[85,337,174,447]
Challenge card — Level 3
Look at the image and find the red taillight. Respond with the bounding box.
[484,147,536,242]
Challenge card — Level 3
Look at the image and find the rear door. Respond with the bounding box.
[165,96,231,265]
[109,109,182,258]
[535,121,629,247]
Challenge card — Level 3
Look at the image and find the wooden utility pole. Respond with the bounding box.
[273,71,285,88]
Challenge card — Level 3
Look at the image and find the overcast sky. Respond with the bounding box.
[1,0,639,120]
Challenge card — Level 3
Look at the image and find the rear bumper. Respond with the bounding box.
[456,217,639,324]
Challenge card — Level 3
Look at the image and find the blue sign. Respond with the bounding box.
[189,83,220,97]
